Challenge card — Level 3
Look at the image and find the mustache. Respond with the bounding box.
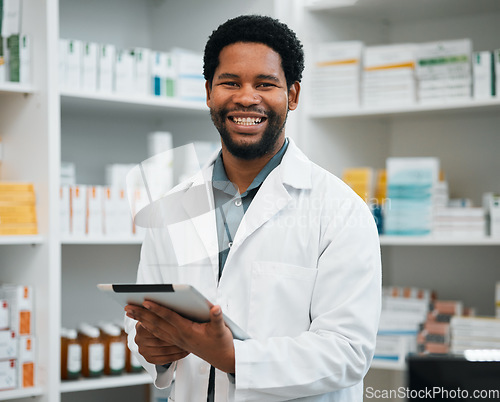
[221,107,270,117]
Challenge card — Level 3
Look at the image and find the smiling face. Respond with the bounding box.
[206,42,300,160]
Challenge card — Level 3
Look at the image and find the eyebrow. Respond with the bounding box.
[216,73,282,83]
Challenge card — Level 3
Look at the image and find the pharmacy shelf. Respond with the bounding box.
[61,235,143,245]
[0,235,44,245]
[59,372,152,393]
[0,82,35,95]
[379,235,500,246]
[60,89,208,117]
[305,0,500,22]
[0,387,44,401]
[308,97,500,119]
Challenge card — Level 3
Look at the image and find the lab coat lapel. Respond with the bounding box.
[168,169,219,279]
[229,169,292,256]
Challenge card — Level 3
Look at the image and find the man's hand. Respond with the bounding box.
[125,302,235,373]
[134,320,190,365]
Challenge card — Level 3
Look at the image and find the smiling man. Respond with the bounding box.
[125,15,381,402]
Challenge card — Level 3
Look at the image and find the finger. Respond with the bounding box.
[209,305,226,335]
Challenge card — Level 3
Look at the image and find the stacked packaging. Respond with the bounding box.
[472,51,496,99]
[363,44,417,107]
[1,0,30,84]
[0,182,37,235]
[433,207,486,237]
[483,193,500,237]
[0,284,35,391]
[417,300,467,355]
[374,287,432,366]
[450,316,500,355]
[416,39,472,104]
[385,157,440,236]
[342,167,374,202]
[59,39,204,101]
[310,41,363,113]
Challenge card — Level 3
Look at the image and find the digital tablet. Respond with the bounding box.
[97,283,250,340]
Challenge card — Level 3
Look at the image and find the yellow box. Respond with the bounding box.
[0,183,34,193]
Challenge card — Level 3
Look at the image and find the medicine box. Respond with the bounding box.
[472,51,494,99]
[18,336,35,388]
[0,285,34,336]
[97,43,115,93]
[0,359,16,391]
[0,300,9,330]
[0,330,17,360]
[70,185,87,236]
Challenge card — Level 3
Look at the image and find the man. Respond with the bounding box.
[125,15,381,401]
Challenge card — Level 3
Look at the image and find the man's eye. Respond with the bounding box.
[221,82,238,87]
[258,83,276,88]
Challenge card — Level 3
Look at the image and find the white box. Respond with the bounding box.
[18,336,35,388]
[60,186,71,237]
[97,43,115,93]
[494,49,500,97]
[81,42,98,92]
[1,0,21,37]
[0,359,16,391]
[0,300,8,330]
[103,187,133,236]
[86,186,104,236]
[172,48,204,101]
[114,49,134,94]
[66,39,82,90]
[147,131,173,158]
[105,163,136,189]
[490,194,500,237]
[60,161,76,186]
[19,34,31,85]
[151,51,168,97]
[0,331,17,360]
[472,51,494,99]
[133,48,151,96]
[70,185,87,236]
[0,285,34,337]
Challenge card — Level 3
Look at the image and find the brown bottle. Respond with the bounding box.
[78,324,104,377]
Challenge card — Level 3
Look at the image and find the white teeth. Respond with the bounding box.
[232,117,262,125]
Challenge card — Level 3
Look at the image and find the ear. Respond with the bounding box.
[205,81,212,107]
[287,82,301,111]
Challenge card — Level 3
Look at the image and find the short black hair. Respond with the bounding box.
[203,15,304,89]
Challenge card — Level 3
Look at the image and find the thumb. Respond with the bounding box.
[209,305,225,332]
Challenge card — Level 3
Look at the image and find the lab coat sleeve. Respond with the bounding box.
[233,199,382,401]
[124,230,177,389]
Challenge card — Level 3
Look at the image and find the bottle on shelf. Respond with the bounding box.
[78,323,104,378]
[99,323,125,376]
[60,328,82,380]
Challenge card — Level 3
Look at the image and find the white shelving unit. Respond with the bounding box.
[0,83,36,94]
[2,0,499,401]
[0,235,44,245]
[0,387,44,401]
[59,373,152,393]
[276,0,500,400]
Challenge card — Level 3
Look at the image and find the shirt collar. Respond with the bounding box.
[212,138,289,196]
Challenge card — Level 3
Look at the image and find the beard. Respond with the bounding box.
[210,106,287,160]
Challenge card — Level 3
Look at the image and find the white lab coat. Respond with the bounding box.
[125,139,381,402]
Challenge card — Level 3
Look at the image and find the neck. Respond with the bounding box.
[221,137,285,194]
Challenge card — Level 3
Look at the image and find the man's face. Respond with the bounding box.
[206,42,300,160]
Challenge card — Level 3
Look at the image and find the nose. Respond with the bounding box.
[232,84,261,107]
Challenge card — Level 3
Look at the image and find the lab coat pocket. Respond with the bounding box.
[248,261,317,339]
